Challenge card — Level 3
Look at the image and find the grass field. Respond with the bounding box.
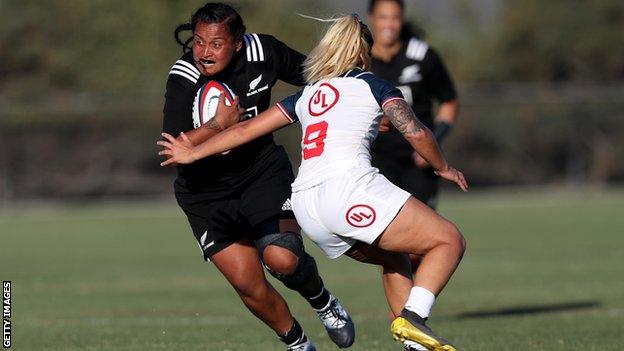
[1,188,623,350]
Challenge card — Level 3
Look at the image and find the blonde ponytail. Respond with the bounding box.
[302,14,373,83]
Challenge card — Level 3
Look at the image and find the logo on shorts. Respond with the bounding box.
[281,198,292,211]
[198,231,215,251]
[346,204,376,228]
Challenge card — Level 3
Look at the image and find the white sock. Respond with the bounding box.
[404,286,436,318]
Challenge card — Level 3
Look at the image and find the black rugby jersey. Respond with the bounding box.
[370,37,456,153]
[162,33,306,194]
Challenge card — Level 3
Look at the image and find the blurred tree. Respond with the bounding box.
[0,0,190,96]
[482,0,624,82]
[0,0,316,98]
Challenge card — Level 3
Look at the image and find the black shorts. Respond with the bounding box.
[371,150,439,209]
[175,147,296,261]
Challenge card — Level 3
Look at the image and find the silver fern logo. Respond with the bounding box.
[249,74,262,91]
[246,74,269,97]
[198,231,214,251]
[398,64,422,83]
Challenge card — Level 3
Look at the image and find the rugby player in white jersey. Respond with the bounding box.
[159,14,467,351]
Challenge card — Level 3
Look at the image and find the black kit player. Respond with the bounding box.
[367,3,460,348]
[368,0,459,210]
[161,3,354,350]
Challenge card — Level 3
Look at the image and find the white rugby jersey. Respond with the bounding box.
[276,68,404,192]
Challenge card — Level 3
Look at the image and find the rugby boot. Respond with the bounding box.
[286,338,316,351]
[391,309,456,351]
[404,340,428,350]
[314,295,355,348]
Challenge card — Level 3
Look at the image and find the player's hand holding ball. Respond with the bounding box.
[213,92,244,131]
[192,81,242,130]
[158,90,245,166]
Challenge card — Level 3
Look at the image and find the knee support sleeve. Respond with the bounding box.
[255,231,319,290]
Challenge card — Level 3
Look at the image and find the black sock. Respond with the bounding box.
[304,279,331,310]
[279,318,307,346]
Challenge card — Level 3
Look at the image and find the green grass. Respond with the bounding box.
[1,189,624,350]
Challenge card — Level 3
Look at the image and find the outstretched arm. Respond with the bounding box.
[158,104,291,166]
[382,99,468,191]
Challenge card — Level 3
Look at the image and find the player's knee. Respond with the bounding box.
[263,245,299,276]
[255,230,304,276]
[280,252,319,290]
[458,231,467,254]
[255,231,319,290]
[442,222,465,257]
[457,231,466,257]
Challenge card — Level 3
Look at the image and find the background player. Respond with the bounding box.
[368,0,459,209]
[162,3,353,350]
[159,14,467,351]
[367,0,460,297]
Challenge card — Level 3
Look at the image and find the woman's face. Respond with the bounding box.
[368,1,404,46]
[192,21,242,76]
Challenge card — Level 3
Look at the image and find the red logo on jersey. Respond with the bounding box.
[346,204,376,228]
[308,83,340,116]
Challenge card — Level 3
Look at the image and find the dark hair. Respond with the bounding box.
[368,0,404,13]
[400,23,424,40]
[367,0,424,40]
[174,3,246,53]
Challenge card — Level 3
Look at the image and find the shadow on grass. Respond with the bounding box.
[457,301,601,319]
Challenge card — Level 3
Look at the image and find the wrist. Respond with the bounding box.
[436,162,450,173]
[189,147,200,163]
[433,121,453,144]
[205,117,224,132]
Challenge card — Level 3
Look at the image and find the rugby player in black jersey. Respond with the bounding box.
[368,0,459,210]
[161,3,353,350]
[367,2,460,349]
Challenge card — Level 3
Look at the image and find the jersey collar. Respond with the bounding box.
[342,67,364,78]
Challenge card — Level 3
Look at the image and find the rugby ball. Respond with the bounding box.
[192,81,236,129]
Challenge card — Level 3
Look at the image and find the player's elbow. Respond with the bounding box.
[449,99,460,117]
[405,127,432,144]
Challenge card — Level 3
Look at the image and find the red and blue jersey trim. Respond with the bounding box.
[276,102,295,123]
[277,90,303,123]
[381,96,406,108]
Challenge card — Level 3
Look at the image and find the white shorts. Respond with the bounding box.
[291,166,411,259]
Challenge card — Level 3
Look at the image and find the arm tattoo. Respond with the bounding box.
[383,99,424,136]
[204,117,223,132]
